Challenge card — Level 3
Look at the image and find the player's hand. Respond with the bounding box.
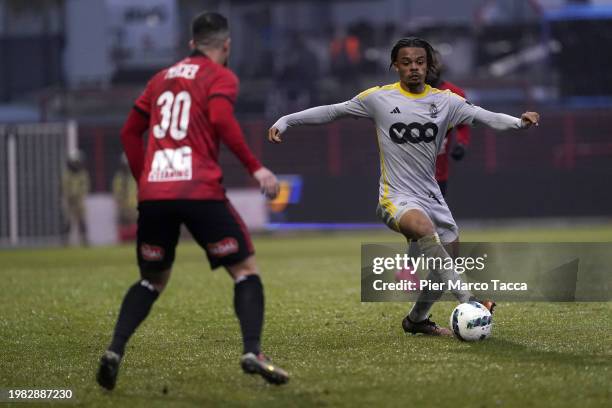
[268,127,283,144]
[521,112,540,128]
[253,167,280,199]
[451,144,466,161]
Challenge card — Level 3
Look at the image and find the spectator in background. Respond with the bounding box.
[61,150,90,246]
[427,51,471,197]
[349,21,378,74]
[278,33,319,112]
[329,27,361,77]
[112,154,138,241]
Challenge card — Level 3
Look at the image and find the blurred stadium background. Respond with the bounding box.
[1,0,611,247]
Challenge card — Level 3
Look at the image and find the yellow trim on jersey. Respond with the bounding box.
[357,86,381,100]
[445,89,466,101]
[357,83,398,99]
[395,82,434,99]
[375,130,399,231]
[358,82,452,101]
[380,83,397,91]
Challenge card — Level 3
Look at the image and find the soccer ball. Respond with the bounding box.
[450,302,493,341]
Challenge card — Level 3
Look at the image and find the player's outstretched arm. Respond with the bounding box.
[472,108,540,131]
[268,102,357,144]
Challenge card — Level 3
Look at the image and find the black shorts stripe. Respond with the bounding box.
[224,200,254,253]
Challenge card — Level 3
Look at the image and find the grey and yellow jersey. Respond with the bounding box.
[272,81,523,205]
[341,82,481,200]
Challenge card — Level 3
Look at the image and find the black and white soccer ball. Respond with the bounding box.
[450,301,493,341]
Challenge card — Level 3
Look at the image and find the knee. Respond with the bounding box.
[412,219,436,238]
[140,269,171,293]
[150,281,166,293]
[399,211,436,239]
[226,256,258,281]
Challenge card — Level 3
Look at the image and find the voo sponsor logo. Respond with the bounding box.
[389,122,439,144]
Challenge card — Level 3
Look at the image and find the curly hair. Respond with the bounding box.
[389,37,439,82]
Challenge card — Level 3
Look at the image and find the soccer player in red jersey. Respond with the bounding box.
[96,12,289,389]
[427,57,471,197]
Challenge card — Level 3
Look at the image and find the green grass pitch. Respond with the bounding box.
[1,225,611,407]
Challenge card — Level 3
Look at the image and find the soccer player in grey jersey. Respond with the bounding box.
[268,37,540,336]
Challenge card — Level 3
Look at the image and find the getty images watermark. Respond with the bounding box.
[371,252,526,292]
[361,243,612,302]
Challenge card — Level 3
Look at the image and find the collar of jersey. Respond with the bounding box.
[395,82,431,99]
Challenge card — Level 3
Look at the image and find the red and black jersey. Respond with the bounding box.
[435,80,471,182]
[121,50,262,202]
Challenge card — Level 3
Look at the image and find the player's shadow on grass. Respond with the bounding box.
[452,337,609,368]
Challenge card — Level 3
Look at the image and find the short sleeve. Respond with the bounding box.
[209,69,239,104]
[447,91,480,127]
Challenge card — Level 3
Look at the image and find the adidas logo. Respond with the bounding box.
[390,107,401,114]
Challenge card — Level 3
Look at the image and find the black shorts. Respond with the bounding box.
[137,200,254,273]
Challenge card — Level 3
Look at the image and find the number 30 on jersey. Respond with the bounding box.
[149,90,193,182]
[153,91,192,140]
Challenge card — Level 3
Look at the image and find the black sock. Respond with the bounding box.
[108,280,159,357]
[234,275,264,355]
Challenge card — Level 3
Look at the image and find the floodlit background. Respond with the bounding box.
[1,0,611,246]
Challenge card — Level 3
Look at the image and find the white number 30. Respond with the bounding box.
[153,91,191,140]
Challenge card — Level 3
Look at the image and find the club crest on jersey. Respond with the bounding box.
[429,103,439,118]
[207,238,239,257]
[140,244,165,261]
